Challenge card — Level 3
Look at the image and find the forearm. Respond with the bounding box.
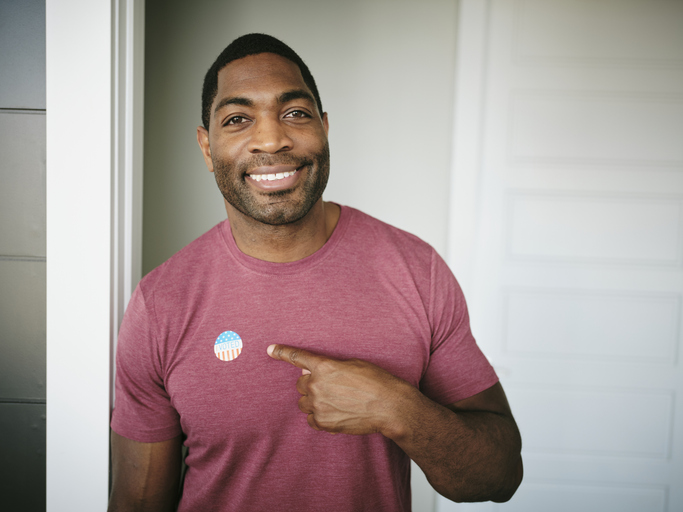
[383,384,523,503]
[108,432,182,512]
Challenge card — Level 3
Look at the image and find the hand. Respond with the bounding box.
[267,344,412,436]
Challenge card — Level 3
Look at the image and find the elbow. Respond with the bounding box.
[441,454,524,504]
[491,456,524,503]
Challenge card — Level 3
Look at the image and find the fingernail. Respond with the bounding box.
[267,344,275,356]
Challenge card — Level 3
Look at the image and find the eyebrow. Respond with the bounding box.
[213,96,254,115]
[277,89,315,105]
[213,89,316,116]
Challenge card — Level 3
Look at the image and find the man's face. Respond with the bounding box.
[198,53,330,226]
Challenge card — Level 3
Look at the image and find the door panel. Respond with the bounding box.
[0,260,46,399]
[441,0,683,510]
[0,0,46,108]
[0,111,46,257]
[0,403,46,512]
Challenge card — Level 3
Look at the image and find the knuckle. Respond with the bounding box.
[307,380,321,395]
[289,349,301,364]
[307,414,320,430]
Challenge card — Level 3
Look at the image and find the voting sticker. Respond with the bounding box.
[214,331,243,361]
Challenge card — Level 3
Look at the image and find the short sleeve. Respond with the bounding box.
[111,283,182,442]
[419,251,499,405]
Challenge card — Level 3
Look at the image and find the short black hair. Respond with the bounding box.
[201,33,323,130]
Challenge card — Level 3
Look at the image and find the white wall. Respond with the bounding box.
[143,0,459,274]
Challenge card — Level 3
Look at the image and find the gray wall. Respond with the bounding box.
[143,0,458,274]
[0,0,47,510]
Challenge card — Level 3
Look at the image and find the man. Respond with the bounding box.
[109,34,522,512]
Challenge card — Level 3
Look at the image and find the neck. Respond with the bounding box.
[224,199,340,263]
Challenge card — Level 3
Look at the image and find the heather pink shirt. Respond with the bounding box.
[111,205,498,512]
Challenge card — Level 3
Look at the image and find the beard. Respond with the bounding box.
[213,142,330,226]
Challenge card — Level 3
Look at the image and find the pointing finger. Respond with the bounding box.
[267,344,326,372]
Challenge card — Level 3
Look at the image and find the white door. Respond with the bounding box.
[442,1,683,511]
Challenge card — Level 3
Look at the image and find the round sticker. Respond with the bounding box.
[214,331,243,362]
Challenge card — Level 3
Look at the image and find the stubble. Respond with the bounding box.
[213,142,330,226]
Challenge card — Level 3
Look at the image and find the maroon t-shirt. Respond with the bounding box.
[111,205,498,511]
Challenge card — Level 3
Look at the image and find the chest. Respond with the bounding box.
[159,270,432,442]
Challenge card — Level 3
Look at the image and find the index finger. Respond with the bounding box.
[267,344,326,372]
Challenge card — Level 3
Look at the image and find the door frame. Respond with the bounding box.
[446,0,489,298]
[45,0,144,509]
[442,1,491,510]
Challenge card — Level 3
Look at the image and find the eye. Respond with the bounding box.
[225,115,249,126]
[284,110,311,119]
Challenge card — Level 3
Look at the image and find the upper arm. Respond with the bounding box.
[108,431,182,512]
[446,382,514,417]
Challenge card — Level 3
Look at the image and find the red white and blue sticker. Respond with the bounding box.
[214,331,243,361]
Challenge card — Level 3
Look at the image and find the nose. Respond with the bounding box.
[247,116,293,154]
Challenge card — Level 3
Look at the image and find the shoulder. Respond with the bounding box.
[342,205,461,292]
[341,206,436,264]
[336,206,445,297]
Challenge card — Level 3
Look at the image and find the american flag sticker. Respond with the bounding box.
[214,331,243,362]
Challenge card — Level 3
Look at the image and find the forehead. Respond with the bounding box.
[215,53,309,103]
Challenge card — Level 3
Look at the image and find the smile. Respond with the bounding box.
[248,170,298,182]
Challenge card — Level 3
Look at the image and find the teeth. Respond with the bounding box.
[250,170,296,182]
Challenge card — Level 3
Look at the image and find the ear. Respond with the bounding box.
[197,126,214,173]
[322,112,329,137]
